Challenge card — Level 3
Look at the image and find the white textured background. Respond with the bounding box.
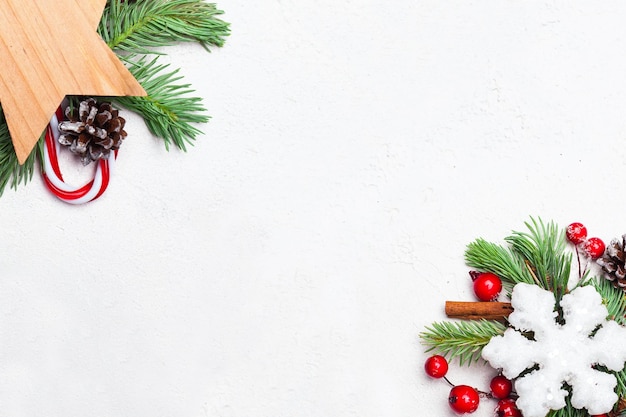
[2,1,626,416]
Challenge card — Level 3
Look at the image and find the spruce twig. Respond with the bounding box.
[592,277,626,326]
[465,218,571,295]
[111,56,209,151]
[505,217,572,300]
[0,0,229,196]
[465,238,535,294]
[98,0,230,151]
[99,0,230,54]
[419,320,505,366]
[0,106,39,195]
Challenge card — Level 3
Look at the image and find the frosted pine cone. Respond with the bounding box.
[58,98,127,165]
[596,235,626,290]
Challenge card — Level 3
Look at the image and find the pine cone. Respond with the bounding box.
[58,98,127,165]
[596,235,626,289]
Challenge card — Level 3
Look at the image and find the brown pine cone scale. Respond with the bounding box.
[596,235,626,289]
[57,98,127,165]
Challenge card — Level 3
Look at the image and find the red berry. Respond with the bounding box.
[489,375,512,399]
[583,237,605,259]
[470,272,502,301]
[566,222,587,244]
[424,355,448,379]
[448,385,479,414]
[496,398,522,417]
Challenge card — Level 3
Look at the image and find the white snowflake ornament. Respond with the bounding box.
[482,282,626,417]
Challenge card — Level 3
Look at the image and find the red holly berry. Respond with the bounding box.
[448,385,479,414]
[583,237,606,259]
[590,414,609,417]
[489,375,512,399]
[470,271,502,301]
[496,398,522,417]
[566,222,587,244]
[424,355,448,379]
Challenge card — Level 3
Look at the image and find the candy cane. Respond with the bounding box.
[42,106,117,204]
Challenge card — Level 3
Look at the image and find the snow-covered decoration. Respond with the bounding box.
[482,283,626,417]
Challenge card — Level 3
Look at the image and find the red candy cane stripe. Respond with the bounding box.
[42,105,117,204]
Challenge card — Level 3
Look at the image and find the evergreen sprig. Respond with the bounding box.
[465,218,573,303]
[592,277,626,326]
[99,0,230,54]
[112,56,208,150]
[0,107,39,196]
[419,320,505,366]
[505,218,572,302]
[465,238,535,293]
[0,0,229,196]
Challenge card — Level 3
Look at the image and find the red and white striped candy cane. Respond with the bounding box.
[42,106,117,204]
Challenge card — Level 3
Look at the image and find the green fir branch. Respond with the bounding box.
[419,320,505,366]
[505,218,571,299]
[100,0,230,54]
[465,238,535,293]
[0,0,229,195]
[112,56,209,151]
[0,106,39,195]
[592,277,626,326]
[466,219,573,298]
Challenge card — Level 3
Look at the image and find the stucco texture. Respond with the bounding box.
[1,1,626,416]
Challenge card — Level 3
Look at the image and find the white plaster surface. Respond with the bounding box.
[2,1,626,416]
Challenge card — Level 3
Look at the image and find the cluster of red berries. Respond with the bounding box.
[421,222,609,416]
[566,222,605,259]
[424,355,521,416]
[469,222,606,301]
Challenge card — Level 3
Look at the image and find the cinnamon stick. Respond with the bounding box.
[445,301,513,321]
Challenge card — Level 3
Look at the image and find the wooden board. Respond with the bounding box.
[0,0,146,164]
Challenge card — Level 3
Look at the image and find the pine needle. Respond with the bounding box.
[419,320,505,366]
[465,238,535,293]
[467,218,573,298]
[592,277,626,326]
[111,56,209,151]
[0,0,229,195]
[99,0,230,54]
[0,106,39,195]
[505,218,572,298]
